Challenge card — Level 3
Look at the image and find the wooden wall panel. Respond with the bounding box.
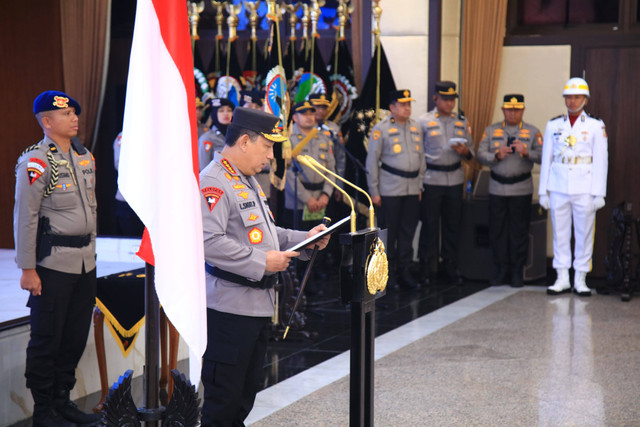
[585,46,640,276]
[0,0,63,248]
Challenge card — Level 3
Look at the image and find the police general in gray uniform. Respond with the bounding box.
[418,81,474,285]
[366,89,425,289]
[477,94,542,287]
[14,91,101,426]
[199,107,330,426]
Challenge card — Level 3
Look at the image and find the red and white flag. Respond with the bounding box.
[118,0,206,387]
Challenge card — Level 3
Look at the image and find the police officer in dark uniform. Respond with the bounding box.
[418,81,474,285]
[199,107,330,426]
[14,91,101,426]
[477,94,542,287]
[366,90,425,289]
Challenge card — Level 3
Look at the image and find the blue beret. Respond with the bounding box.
[33,90,82,115]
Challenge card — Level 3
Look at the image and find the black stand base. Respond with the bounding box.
[101,369,200,426]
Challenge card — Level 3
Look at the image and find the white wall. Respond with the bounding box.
[379,0,430,117]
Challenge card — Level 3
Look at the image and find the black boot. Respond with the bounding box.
[31,389,76,427]
[511,266,524,288]
[53,386,101,426]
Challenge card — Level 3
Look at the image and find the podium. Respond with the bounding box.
[339,228,387,427]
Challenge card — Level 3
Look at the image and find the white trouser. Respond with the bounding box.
[549,191,596,272]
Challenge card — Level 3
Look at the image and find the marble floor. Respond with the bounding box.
[4,240,640,426]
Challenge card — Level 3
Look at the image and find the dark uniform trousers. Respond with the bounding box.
[381,195,420,271]
[419,184,463,270]
[201,309,271,427]
[26,265,96,390]
[489,194,532,280]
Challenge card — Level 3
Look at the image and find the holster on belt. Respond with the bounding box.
[36,216,52,262]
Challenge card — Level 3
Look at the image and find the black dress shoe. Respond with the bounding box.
[445,268,463,286]
[398,268,420,290]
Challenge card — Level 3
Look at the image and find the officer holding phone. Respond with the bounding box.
[477,94,543,287]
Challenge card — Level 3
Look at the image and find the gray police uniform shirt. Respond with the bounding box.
[319,120,346,186]
[366,116,425,198]
[14,137,97,274]
[198,125,225,171]
[418,108,474,186]
[200,152,309,317]
[477,121,543,196]
[284,123,336,210]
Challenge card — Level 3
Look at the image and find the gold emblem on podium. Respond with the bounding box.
[366,238,388,294]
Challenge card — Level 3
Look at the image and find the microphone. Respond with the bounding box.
[296,155,357,233]
[302,155,376,230]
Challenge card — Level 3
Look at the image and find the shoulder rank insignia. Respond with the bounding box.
[220,158,237,175]
[248,227,263,244]
[202,187,224,212]
[27,158,47,185]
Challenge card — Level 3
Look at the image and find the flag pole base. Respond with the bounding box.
[101,369,200,425]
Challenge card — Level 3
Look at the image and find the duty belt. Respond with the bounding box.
[553,155,593,164]
[205,263,279,289]
[380,163,420,178]
[45,233,92,248]
[490,171,532,185]
[301,181,324,191]
[426,161,461,172]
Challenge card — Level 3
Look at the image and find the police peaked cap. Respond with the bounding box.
[389,89,416,104]
[229,107,288,143]
[502,94,525,109]
[434,81,458,98]
[308,93,331,106]
[33,90,82,115]
[293,100,316,113]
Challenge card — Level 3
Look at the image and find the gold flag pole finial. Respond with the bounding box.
[244,1,261,42]
[188,1,205,53]
[310,0,325,39]
[284,2,301,41]
[225,3,242,42]
[211,1,226,40]
[336,0,353,41]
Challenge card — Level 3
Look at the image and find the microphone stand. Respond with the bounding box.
[335,141,368,226]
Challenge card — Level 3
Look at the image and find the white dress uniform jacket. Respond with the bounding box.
[539,111,608,198]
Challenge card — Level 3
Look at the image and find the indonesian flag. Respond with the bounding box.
[118,0,206,388]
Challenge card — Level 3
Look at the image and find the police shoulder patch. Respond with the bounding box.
[202,187,224,212]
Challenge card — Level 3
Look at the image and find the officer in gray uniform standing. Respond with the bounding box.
[199,107,330,426]
[477,94,543,287]
[283,101,336,230]
[366,89,425,289]
[14,91,101,426]
[198,97,234,171]
[418,81,474,285]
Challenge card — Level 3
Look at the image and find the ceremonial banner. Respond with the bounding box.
[118,0,207,388]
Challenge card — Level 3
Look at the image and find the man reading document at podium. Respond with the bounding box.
[199,107,329,426]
